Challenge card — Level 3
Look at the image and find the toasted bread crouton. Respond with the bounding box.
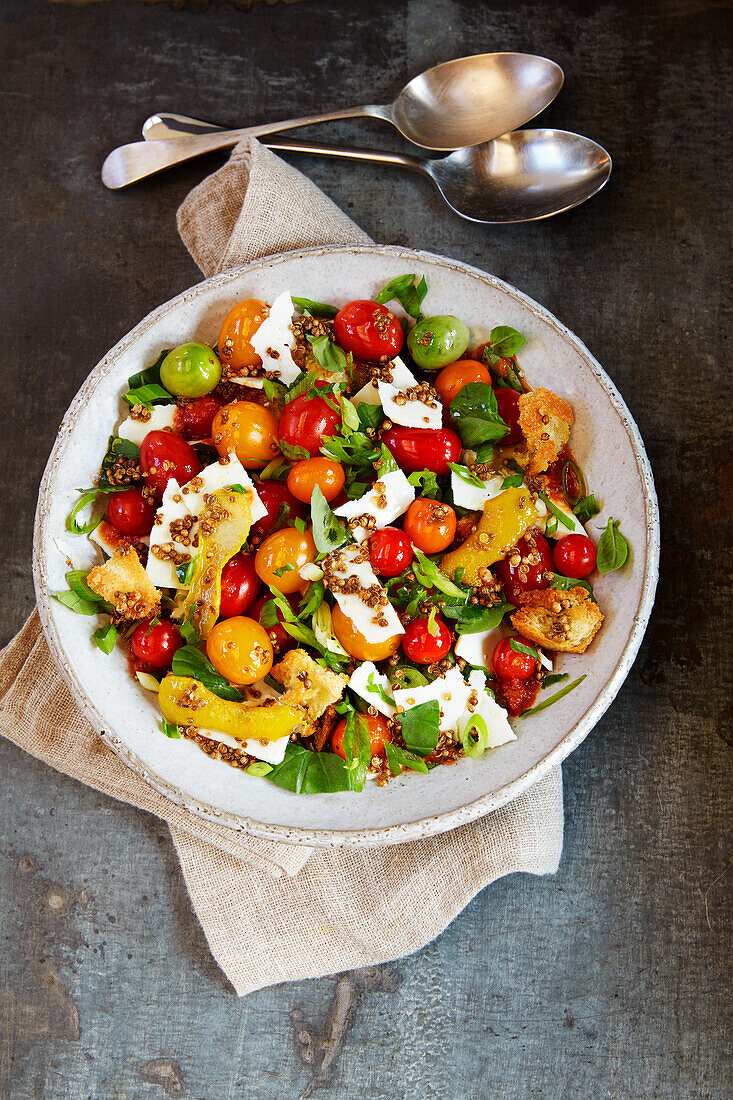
[511,586,603,654]
[272,649,348,720]
[87,546,161,622]
[518,387,574,475]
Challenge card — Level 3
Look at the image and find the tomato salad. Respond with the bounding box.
[56,275,629,794]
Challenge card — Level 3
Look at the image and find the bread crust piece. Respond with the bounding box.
[518,387,574,476]
[510,586,603,654]
[272,649,348,720]
[86,546,161,622]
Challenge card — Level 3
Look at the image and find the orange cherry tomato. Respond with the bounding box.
[331,604,402,662]
[403,498,457,554]
[286,457,346,504]
[331,713,392,761]
[206,616,273,685]
[212,401,280,469]
[254,528,316,593]
[434,359,492,407]
[217,299,268,370]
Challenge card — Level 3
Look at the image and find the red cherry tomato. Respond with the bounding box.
[402,616,452,664]
[495,388,522,445]
[130,618,184,669]
[139,430,202,499]
[278,393,341,456]
[106,487,156,537]
[331,714,392,761]
[249,591,299,654]
[494,532,553,603]
[174,395,222,440]
[381,426,461,475]
[251,480,306,540]
[492,636,538,681]
[219,553,261,618]
[369,527,413,577]
[553,534,597,578]
[333,300,404,361]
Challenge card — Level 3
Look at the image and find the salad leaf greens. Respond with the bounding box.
[397,700,440,757]
[537,491,575,532]
[292,296,338,318]
[92,623,118,654]
[279,439,310,461]
[310,485,349,554]
[123,383,174,410]
[356,402,383,432]
[407,469,441,499]
[447,462,485,489]
[451,599,513,635]
[541,672,569,689]
[510,638,542,662]
[449,383,508,449]
[365,672,394,708]
[127,349,170,391]
[596,518,629,574]
[263,378,287,404]
[98,436,140,489]
[573,494,601,523]
[258,457,290,482]
[385,742,429,776]
[411,548,467,599]
[483,326,527,363]
[267,743,352,794]
[374,273,427,321]
[307,334,348,374]
[246,761,273,777]
[171,645,244,702]
[500,459,526,491]
[550,573,594,598]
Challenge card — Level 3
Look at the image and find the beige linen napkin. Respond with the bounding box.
[0,139,563,996]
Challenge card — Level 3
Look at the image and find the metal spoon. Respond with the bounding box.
[101,52,563,189]
[141,113,611,224]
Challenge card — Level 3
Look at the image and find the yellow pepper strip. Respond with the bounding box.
[176,487,252,639]
[440,486,540,584]
[159,675,305,742]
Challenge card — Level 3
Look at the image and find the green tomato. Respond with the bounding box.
[159,342,221,398]
[407,315,470,370]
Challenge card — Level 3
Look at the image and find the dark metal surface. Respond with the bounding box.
[1,1,730,1097]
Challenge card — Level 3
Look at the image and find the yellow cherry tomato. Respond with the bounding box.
[206,616,273,686]
[212,400,280,469]
[217,299,268,370]
[331,604,402,662]
[254,528,316,593]
[286,457,346,504]
[435,359,492,407]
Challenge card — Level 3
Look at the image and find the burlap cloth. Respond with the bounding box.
[0,139,563,996]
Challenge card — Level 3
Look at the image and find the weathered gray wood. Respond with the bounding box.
[1,1,730,1097]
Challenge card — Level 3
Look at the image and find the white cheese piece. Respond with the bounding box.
[454,626,505,670]
[459,671,517,749]
[540,501,587,539]
[392,666,472,735]
[450,471,506,511]
[146,478,190,589]
[350,356,417,407]
[229,377,265,389]
[334,469,415,542]
[250,291,300,385]
[348,661,395,718]
[196,727,290,764]
[377,380,443,430]
[179,454,267,523]
[117,404,177,445]
[351,379,381,407]
[325,545,404,642]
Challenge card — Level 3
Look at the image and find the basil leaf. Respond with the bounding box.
[398,699,440,757]
[538,491,575,531]
[123,383,174,410]
[449,383,508,448]
[411,547,467,599]
[596,518,629,574]
[258,457,290,482]
[374,273,427,321]
[179,620,200,645]
[310,485,349,554]
[279,439,310,461]
[510,638,541,662]
[377,442,398,475]
[127,349,169,391]
[573,494,601,523]
[447,462,485,489]
[454,600,513,635]
[542,672,569,689]
[407,469,441,499]
[520,675,586,716]
[299,579,325,619]
[246,760,273,777]
[266,743,352,793]
[307,334,348,373]
[292,296,338,318]
[98,435,141,490]
[356,402,383,432]
[161,717,181,739]
[340,711,372,792]
[485,325,527,362]
[263,378,287,404]
[170,645,244,702]
[339,395,360,433]
[550,573,594,598]
[92,623,118,654]
[385,741,429,776]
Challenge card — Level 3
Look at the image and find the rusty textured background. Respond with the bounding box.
[1,1,731,1097]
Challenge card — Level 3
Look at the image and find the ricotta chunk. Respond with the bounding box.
[146,478,191,589]
[117,404,177,445]
[350,357,417,407]
[179,454,267,524]
[458,671,517,749]
[392,666,472,735]
[250,291,300,385]
[450,470,506,511]
[323,545,404,643]
[197,727,290,765]
[348,661,395,718]
[334,469,414,542]
[454,626,505,670]
[377,380,443,429]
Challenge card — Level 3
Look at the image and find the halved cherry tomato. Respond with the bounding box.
[106,487,156,537]
[334,300,403,361]
[254,528,316,593]
[249,591,298,654]
[140,430,202,499]
[251,480,306,541]
[287,457,345,503]
[174,395,222,440]
[494,531,553,603]
[492,635,538,681]
[402,616,452,664]
[331,604,401,662]
[495,388,522,445]
[130,618,184,669]
[553,534,597,578]
[381,425,461,475]
[435,359,492,407]
[219,552,261,618]
[403,498,456,554]
[331,713,392,761]
[369,527,413,577]
[206,616,273,685]
[211,401,280,469]
[278,392,341,456]
[217,299,268,370]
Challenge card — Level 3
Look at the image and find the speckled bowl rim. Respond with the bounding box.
[33,244,659,848]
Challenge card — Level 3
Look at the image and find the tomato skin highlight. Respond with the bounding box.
[403,498,457,554]
[334,300,403,360]
[495,388,523,445]
[174,395,222,440]
[278,393,341,457]
[287,457,345,504]
[331,714,392,761]
[206,616,273,685]
[251,480,306,540]
[369,527,413,577]
[435,359,491,406]
[494,532,554,603]
[331,604,402,662]
[140,430,203,499]
[553,534,597,578]
[106,487,156,537]
[219,552,261,618]
[402,616,452,664]
[254,528,316,593]
[492,636,538,681]
[211,400,280,469]
[217,299,268,370]
[381,425,461,475]
[130,618,184,669]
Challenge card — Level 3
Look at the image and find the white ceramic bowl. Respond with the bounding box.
[33,245,659,847]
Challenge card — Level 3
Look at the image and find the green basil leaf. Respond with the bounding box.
[454,599,513,635]
[258,458,290,482]
[170,645,244,702]
[365,671,395,708]
[92,623,118,654]
[549,573,594,598]
[279,439,310,461]
[310,485,349,554]
[123,383,174,410]
[411,547,467,599]
[449,382,508,448]
[407,469,442,499]
[307,334,348,374]
[520,675,586,716]
[98,435,141,490]
[266,743,352,794]
[263,378,287,404]
[356,401,383,432]
[179,620,200,645]
[299,579,325,619]
[292,296,338,319]
[384,741,429,776]
[377,442,398,475]
[596,518,629,574]
[127,349,170,391]
[339,395,360,433]
[398,699,440,757]
[161,717,181,739]
[374,273,428,320]
[538,492,575,531]
[573,494,601,523]
[510,638,541,662]
[486,325,527,361]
